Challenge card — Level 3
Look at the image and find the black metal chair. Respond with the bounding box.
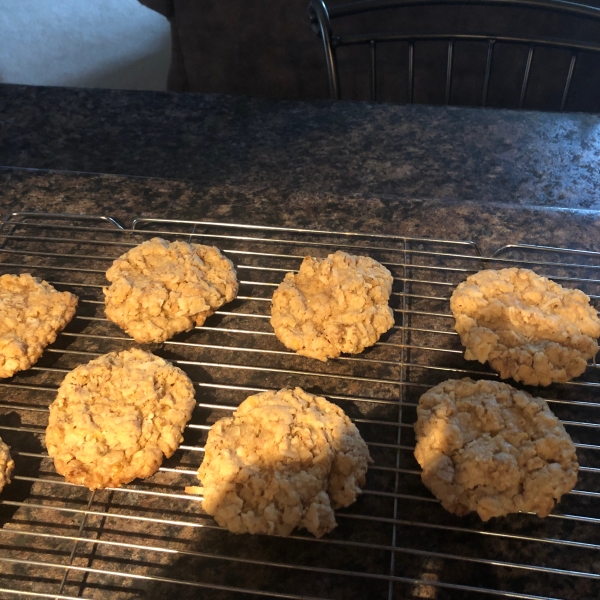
[308,0,600,111]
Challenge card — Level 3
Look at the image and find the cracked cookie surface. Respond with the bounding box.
[270,251,394,361]
[46,348,196,490]
[450,268,600,386]
[0,273,78,378]
[193,387,371,537]
[414,378,578,521]
[104,238,238,344]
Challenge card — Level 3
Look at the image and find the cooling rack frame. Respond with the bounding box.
[0,212,598,600]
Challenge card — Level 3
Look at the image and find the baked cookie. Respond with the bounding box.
[450,268,600,386]
[0,437,14,492]
[414,378,578,521]
[0,273,78,378]
[104,238,238,344]
[270,251,394,361]
[46,348,196,490]
[191,387,371,537]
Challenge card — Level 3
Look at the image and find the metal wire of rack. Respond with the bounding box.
[0,212,598,600]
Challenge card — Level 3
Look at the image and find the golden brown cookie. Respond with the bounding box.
[46,348,196,490]
[414,378,578,521]
[450,268,600,386]
[0,437,14,492]
[191,387,371,537]
[270,251,394,361]
[0,273,78,378]
[104,237,238,344]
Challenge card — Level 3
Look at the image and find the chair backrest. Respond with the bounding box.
[308,0,600,111]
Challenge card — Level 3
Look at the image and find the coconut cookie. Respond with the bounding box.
[0,437,14,492]
[0,273,78,378]
[270,251,395,361]
[46,348,196,490]
[450,268,600,386]
[414,378,578,521]
[104,237,238,344]
[190,387,371,537]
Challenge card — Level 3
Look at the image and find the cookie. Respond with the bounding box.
[46,348,196,490]
[450,268,600,386]
[0,437,14,492]
[104,238,238,344]
[191,387,371,537]
[0,273,78,378]
[270,251,394,361]
[414,378,578,521]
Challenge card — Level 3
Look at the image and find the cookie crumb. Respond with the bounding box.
[450,268,600,385]
[195,387,371,537]
[0,273,78,378]
[414,378,578,521]
[104,238,238,343]
[46,348,196,490]
[271,251,394,361]
[0,437,14,492]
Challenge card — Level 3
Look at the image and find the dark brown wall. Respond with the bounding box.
[172,0,328,99]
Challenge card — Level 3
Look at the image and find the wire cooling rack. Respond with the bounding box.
[0,212,598,600]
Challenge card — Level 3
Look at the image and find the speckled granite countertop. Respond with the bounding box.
[1,83,600,209]
[2,167,600,253]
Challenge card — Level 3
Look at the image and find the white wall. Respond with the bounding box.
[0,0,171,90]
